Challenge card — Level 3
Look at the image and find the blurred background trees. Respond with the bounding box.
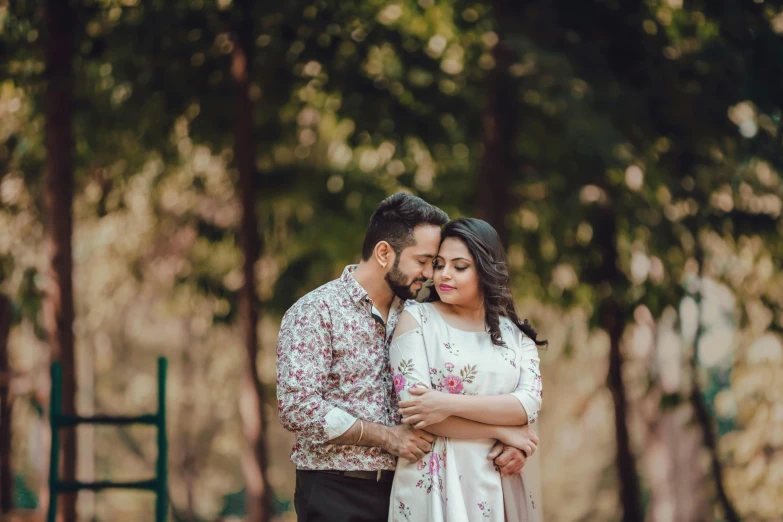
[1,0,782,520]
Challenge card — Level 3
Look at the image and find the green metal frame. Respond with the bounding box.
[47,357,168,522]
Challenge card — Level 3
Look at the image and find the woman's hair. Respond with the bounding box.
[435,218,547,348]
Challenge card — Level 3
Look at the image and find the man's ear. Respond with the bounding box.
[374,241,394,269]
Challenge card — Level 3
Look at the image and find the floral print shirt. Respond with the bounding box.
[276,265,404,471]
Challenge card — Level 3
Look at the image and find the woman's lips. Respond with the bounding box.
[439,284,455,291]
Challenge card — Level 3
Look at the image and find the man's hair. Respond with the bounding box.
[361,193,449,261]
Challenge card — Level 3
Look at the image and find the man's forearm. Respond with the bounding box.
[328,419,389,450]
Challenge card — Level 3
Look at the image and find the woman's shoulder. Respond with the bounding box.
[401,300,433,318]
[499,315,535,346]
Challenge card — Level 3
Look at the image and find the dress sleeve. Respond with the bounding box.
[389,307,433,404]
[509,333,543,425]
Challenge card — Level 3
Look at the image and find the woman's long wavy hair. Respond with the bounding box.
[433,218,547,348]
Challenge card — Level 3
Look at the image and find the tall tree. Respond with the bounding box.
[0,295,12,514]
[44,0,77,519]
[476,38,515,246]
[233,1,273,520]
[592,203,644,522]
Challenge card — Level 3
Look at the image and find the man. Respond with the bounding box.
[277,193,531,522]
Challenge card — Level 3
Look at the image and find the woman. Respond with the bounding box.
[388,218,545,522]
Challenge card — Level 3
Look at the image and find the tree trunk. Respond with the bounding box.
[637,307,708,522]
[0,295,13,513]
[44,0,77,519]
[476,39,516,247]
[594,206,643,522]
[232,3,273,520]
[690,254,740,522]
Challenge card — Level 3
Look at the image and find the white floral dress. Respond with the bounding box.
[389,302,542,522]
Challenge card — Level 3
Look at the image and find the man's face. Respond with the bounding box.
[384,225,441,300]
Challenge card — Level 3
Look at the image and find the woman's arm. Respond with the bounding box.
[400,334,542,429]
[400,389,527,428]
[423,417,538,457]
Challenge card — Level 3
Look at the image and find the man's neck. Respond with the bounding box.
[353,262,395,312]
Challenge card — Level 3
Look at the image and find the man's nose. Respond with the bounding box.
[422,263,433,280]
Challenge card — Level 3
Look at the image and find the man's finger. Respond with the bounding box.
[418,431,436,443]
[494,448,513,467]
[500,461,523,476]
[416,440,432,453]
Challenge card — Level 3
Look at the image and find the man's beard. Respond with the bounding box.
[385,262,425,300]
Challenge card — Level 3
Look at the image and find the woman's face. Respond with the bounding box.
[433,237,482,307]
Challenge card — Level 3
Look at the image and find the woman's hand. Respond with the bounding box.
[497,425,538,458]
[399,387,454,429]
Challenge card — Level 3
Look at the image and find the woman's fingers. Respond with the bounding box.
[487,441,504,460]
[403,414,423,425]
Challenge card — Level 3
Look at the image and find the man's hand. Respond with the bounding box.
[384,424,435,463]
[487,442,527,476]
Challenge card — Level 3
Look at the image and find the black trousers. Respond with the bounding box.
[294,470,393,522]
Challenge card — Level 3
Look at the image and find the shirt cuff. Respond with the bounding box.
[324,407,358,441]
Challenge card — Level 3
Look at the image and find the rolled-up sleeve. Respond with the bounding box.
[509,336,543,424]
[276,302,356,443]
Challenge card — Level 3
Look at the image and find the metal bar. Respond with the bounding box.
[54,414,158,426]
[47,363,62,522]
[54,479,157,493]
[155,357,168,522]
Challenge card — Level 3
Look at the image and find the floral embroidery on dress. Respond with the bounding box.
[395,359,416,392]
[529,358,543,398]
[478,501,492,518]
[397,501,412,520]
[430,363,477,395]
[414,445,448,502]
[500,346,517,368]
[443,341,460,356]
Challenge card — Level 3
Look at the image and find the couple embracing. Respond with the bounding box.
[277,193,545,522]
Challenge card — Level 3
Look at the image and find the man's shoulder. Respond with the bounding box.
[283,278,345,319]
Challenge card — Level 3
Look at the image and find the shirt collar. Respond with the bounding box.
[340,265,404,329]
[340,265,370,305]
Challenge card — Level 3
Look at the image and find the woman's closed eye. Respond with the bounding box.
[434,264,468,271]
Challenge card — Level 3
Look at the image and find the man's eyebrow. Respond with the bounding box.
[416,253,436,258]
